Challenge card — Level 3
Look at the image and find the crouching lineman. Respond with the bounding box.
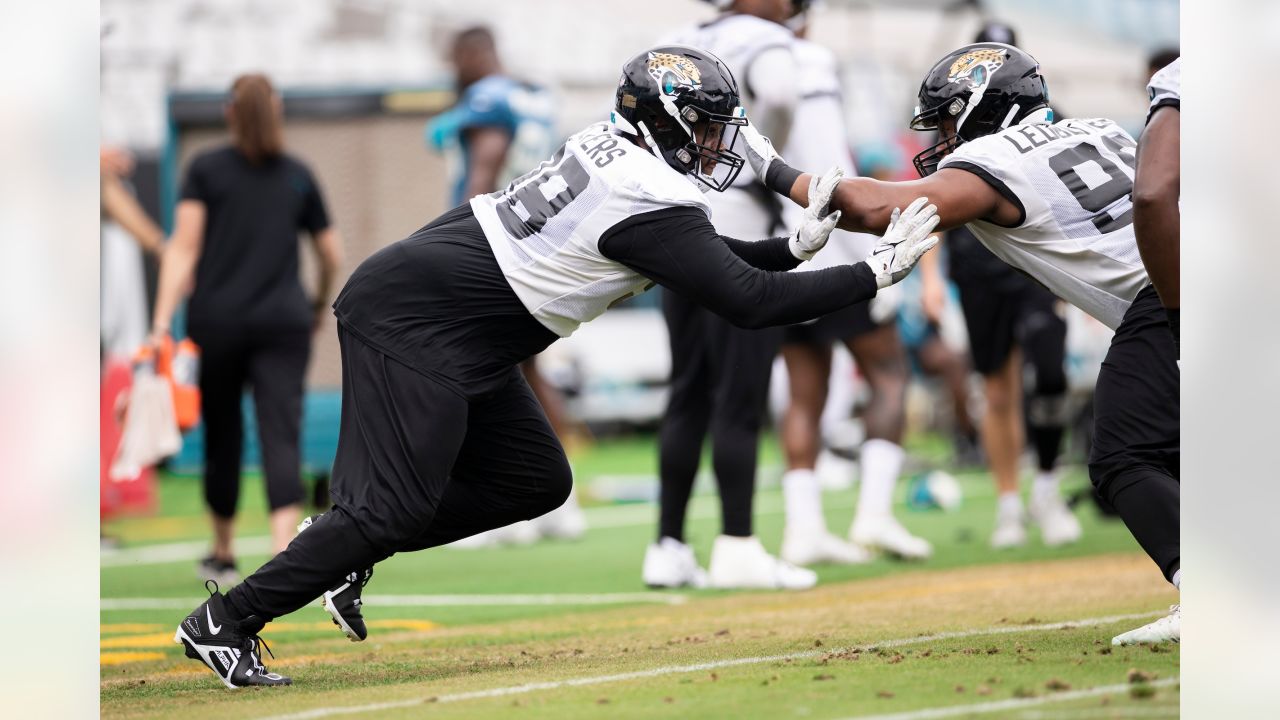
[172,45,940,688]
[741,42,1180,645]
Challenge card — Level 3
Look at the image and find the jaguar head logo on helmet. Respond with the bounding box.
[909,42,1053,177]
[611,45,748,191]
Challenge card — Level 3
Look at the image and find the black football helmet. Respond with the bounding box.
[612,45,747,191]
[909,43,1052,177]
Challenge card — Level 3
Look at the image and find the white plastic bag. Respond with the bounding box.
[109,369,182,481]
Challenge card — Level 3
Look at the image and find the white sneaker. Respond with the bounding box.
[708,535,817,590]
[990,505,1028,549]
[1029,492,1083,546]
[850,515,933,560]
[642,537,708,589]
[1112,605,1180,645]
[532,487,588,541]
[781,528,874,566]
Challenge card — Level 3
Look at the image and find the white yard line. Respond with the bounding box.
[100,592,687,611]
[847,678,1178,720]
[1002,707,1179,720]
[101,537,272,567]
[259,612,1163,720]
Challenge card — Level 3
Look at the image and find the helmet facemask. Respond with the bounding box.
[665,102,747,192]
[618,97,747,192]
[909,99,966,177]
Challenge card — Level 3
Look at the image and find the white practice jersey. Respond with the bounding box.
[664,14,796,189]
[938,118,1149,329]
[1147,58,1181,123]
[781,39,878,269]
[471,122,710,337]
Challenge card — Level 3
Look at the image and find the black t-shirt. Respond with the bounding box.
[181,146,330,330]
[334,204,877,398]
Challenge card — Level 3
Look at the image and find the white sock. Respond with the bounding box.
[782,469,825,530]
[855,439,904,523]
[1031,469,1059,503]
[1171,569,1181,590]
[997,492,1024,520]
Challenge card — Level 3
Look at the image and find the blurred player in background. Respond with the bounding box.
[867,143,982,471]
[744,40,1179,643]
[1111,55,1180,645]
[645,0,812,590]
[173,46,940,687]
[426,26,587,546]
[150,74,345,586]
[773,0,932,566]
[942,24,1078,549]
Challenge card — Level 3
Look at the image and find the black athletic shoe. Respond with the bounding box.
[298,514,373,642]
[323,567,373,641]
[197,555,240,587]
[174,581,291,689]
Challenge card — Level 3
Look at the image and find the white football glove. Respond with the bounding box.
[739,123,784,181]
[788,167,844,261]
[867,197,941,289]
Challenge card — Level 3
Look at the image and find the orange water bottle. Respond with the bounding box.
[169,338,202,432]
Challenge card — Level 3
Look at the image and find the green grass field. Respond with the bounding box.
[101,433,1179,719]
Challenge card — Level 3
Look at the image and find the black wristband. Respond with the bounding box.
[764,158,803,197]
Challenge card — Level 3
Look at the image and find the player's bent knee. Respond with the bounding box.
[534,455,574,517]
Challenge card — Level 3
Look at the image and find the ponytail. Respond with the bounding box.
[228,74,284,164]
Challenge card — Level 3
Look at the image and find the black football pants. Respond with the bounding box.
[657,290,781,541]
[1088,285,1180,583]
[190,323,310,518]
[225,327,572,623]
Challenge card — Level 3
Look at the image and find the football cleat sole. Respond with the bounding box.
[174,626,240,690]
[322,585,365,642]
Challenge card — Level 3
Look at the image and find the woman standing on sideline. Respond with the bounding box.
[151,74,344,585]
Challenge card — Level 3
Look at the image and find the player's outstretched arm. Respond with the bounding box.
[1133,105,1180,345]
[739,124,1006,234]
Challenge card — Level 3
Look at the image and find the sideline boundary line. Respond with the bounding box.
[260,611,1163,720]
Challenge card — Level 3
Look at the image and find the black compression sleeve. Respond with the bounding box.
[764,158,803,198]
[599,208,876,329]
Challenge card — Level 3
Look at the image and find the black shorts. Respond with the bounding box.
[956,275,1062,375]
[783,299,881,346]
[1088,284,1180,493]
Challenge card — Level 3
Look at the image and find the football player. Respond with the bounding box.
[772,0,931,566]
[1110,56,1180,645]
[172,45,940,688]
[645,0,811,590]
[742,42,1180,642]
[943,23,1078,550]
